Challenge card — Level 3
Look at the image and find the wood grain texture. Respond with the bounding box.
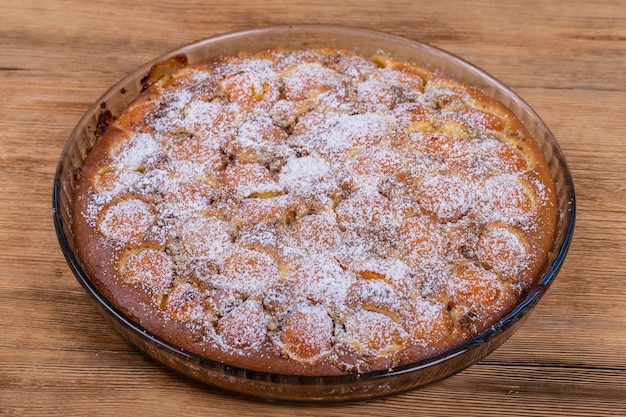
[1,0,625,415]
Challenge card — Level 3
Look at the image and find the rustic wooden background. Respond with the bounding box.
[1,0,625,415]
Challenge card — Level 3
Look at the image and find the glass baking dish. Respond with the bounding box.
[53,25,575,402]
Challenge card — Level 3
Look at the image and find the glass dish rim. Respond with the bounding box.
[52,23,576,391]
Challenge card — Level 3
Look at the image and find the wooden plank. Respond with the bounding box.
[1,0,625,415]
[2,351,625,416]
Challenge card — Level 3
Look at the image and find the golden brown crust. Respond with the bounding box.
[72,48,558,376]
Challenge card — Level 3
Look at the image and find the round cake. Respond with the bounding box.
[72,47,558,376]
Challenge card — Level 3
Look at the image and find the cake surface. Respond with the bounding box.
[72,47,558,375]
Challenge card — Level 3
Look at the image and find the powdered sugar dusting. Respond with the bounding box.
[76,47,557,374]
[110,132,159,169]
[217,299,271,349]
[418,174,473,223]
[476,226,529,276]
[98,198,155,243]
[288,255,354,308]
[344,309,407,356]
[278,304,334,362]
[279,154,331,189]
[482,175,534,224]
[179,216,234,259]
[221,246,281,297]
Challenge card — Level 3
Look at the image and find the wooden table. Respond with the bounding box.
[1,0,624,415]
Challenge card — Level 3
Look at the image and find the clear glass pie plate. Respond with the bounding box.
[53,25,575,402]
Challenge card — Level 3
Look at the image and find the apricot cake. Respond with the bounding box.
[72,47,558,375]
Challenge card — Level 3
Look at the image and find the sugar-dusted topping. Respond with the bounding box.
[179,216,234,259]
[288,255,354,308]
[450,263,501,307]
[331,52,379,78]
[237,222,301,265]
[289,214,343,254]
[400,151,436,188]
[420,87,468,113]
[482,175,535,224]
[418,173,474,224]
[290,112,390,159]
[166,134,225,177]
[220,71,279,110]
[326,112,391,152]
[238,114,286,144]
[283,62,345,101]
[149,89,195,136]
[344,309,407,356]
[157,175,214,218]
[76,47,558,374]
[410,132,471,159]
[333,238,378,273]
[109,132,159,170]
[377,68,425,99]
[231,115,290,163]
[98,198,155,243]
[346,145,406,188]
[119,248,174,294]
[401,216,449,261]
[220,162,284,198]
[403,297,452,343]
[163,282,207,322]
[476,225,529,276]
[233,194,295,227]
[92,168,142,196]
[172,69,216,98]
[221,246,280,297]
[216,56,277,84]
[352,256,414,295]
[336,187,395,231]
[183,99,236,140]
[481,138,529,174]
[392,102,435,136]
[356,78,398,112]
[279,153,330,187]
[202,281,242,318]
[446,148,493,184]
[346,278,404,322]
[217,299,271,349]
[453,108,504,133]
[278,304,334,362]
